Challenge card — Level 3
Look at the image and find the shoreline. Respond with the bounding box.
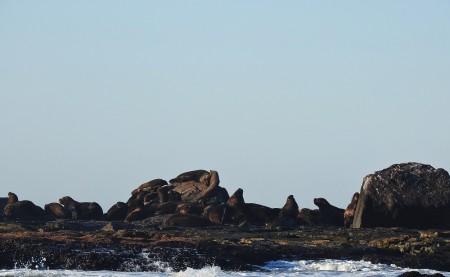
[1,220,450,272]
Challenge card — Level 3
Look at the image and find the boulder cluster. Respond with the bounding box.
[2,163,450,230]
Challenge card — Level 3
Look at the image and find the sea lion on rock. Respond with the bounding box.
[124,205,157,222]
[59,196,103,220]
[202,204,226,224]
[244,203,279,227]
[223,188,246,225]
[176,202,204,216]
[4,200,47,220]
[169,170,210,184]
[143,192,159,205]
[268,195,299,229]
[131,179,168,196]
[164,214,215,227]
[313,197,345,226]
[7,192,18,205]
[344,192,359,228]
[44,202,72,219]
[297,208,321,225]
[104,202,128,221]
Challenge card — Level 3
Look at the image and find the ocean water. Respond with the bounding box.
[1,259,449,277]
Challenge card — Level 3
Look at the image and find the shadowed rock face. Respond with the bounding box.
[352,163,450,229]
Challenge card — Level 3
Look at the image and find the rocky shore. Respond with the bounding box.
[1,219,450,273]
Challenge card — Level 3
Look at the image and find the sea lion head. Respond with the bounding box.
[7,192,18,205]
[59,196,76,206]
[227,188,245,209]
[314,197,330,208]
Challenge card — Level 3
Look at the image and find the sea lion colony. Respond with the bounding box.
[0,169,358,228]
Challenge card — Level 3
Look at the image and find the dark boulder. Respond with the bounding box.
[397,271,445,277]
[352,162,450,229]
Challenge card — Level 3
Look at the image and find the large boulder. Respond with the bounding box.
[352,163,450,229]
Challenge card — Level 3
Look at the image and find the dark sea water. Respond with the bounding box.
[1,259,449,277]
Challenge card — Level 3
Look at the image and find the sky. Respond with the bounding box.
[1,1,450,211]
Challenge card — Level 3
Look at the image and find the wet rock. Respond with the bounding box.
[352,163,450,229]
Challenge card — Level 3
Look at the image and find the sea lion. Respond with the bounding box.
[176,202,204,216]
[196,170,220,202]
[143,192,159,205]
[155,201,179,215]
[124,204,157,222]
[126,191,148,214]
[168,190,182,202]
[297,208,321,225]
[223,188,246,225]
[7,192,18,205]
[164,214,215,227]
[313,197,345,226]
[169,169,210,184]
[131,179,168,196]
[279,195,299,220]
[104,202,128,221]
[44,202,72,219]
[244,203,279,227]
[344,192,360,228]
[4,200,47,220]
[59,196,103,220]
[202,204,226,224]
[268,195,300,229]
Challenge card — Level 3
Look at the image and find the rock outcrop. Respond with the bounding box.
[352,163,450,229]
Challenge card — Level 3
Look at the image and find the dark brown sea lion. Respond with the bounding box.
[124,204,157,222]
[196,170,220,201]
[223,188,246,225]
[297,208,321,225]
[168,190,182,202]
[0,197,7,219]
[4,200,47,220]
[314,197,345,226]
[143,192,159,205]
[44,202,72,219]
[104,202,128,221]
[169,169,210,184]
[7,192,18,205]
[131,179,168,196]
[279,195,299,219]
[176,202,204,216]
[268,195,300,229]
[344,192,360,228]
[244,203,279,227]
[202,204,226,224]
[155,201,179,215]
[126,191,148,214]
[59,196,103,220]
[164,214,215,227]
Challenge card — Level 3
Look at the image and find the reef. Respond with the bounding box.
[1,220,450,273]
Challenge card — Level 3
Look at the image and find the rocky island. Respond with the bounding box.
[1,163,450,276]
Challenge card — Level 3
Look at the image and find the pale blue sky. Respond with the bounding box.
[1,1,450,210]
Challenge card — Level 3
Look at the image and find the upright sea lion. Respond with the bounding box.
[344,192,359,228]
[104,202,128,221]
[44,202,72,219]
[7,192,18,205]
[59,196,103,220]
[4,200,47,220]
[279,195,299,220]
[314,197,345,226]
[224,188,246,225]
[268,195,299,229]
